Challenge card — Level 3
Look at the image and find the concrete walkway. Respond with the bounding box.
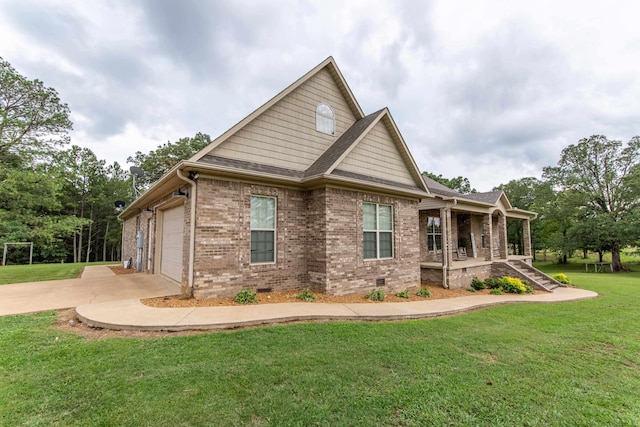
[0,265,181,316]
[76,287,599,332]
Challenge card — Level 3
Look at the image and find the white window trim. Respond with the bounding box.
[250,195,276,265]
[363,202,394,260]
[316,103,335,135]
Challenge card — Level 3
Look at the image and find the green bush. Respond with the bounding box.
[553,273,571,284]
[471,276,486,290]
[366,288,386,301]
[395,289,410,299]
[498,277,533,294]
[234,289,258,304]
[489,288,503,295]
[466,288,476,292]
[416,287,431,298]
[483,278,501,289]
[298,289,316,301]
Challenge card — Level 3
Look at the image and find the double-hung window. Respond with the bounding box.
[427,216,442,252]
[250,196,276,263]
[363,203,393,259]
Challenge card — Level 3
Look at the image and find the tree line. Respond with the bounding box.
[2,57,639,269]
[0,56,209,264]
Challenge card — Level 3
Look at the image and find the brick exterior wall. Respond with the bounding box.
[322,189,421,296]
[446,264,492,289]
[420,266,443,285]
[121,216,137,268]
[190,178,308,299]
[121,211,154,271]
[175,178,422,298]
[307,188,328,292]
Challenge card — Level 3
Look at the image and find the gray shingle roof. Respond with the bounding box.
[422,175,502,205]
[199,155,304,179]
[332,169,424,192]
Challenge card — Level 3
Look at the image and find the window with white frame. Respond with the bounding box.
[427,216,442,251]
[363,203,393,259]
[316,103,335,135]
[250,196,276,263]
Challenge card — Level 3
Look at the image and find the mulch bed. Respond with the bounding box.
[108,265,138,275]
[142,285,492,308]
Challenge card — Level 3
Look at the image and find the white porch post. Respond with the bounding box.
[441,207,452,289]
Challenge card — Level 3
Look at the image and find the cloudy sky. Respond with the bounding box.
[2,0,639,191]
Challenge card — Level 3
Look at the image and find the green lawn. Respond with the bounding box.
[0,261,116,285]
[1,264,639,425]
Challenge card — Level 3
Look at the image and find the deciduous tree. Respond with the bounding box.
[543,135,640,271]
[127,132,211,188]
[0,57,72,160]
[422,172,477,194]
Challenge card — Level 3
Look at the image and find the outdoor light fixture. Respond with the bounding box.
[172,188,187,197]
[114,200,126,211]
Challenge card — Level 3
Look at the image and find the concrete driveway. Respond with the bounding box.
[0,265,181,316]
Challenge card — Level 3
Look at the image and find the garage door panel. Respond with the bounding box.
[161,206,184,282]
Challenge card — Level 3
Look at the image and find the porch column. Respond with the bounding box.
[441,207,452,289]
[483,213,493,261]
[498,214,508,259]
[523,218,532,257]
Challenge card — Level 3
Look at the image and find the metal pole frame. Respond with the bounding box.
[2,242,34,266]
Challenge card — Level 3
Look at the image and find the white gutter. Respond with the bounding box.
[176,168,197,296]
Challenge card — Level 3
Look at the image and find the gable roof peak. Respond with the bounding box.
[188,56,365,163]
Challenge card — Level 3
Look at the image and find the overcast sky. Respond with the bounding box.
[2,0,639,191]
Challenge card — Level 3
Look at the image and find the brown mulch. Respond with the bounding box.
[108,265,137,275]
[141,285,492,308]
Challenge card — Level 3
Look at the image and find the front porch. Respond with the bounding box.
[419,205,534,289]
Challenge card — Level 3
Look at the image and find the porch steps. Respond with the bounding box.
[500,260,566,292]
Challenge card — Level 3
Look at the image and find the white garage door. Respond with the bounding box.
[161,205,184,282]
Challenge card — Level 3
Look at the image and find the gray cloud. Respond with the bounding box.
[1,0,639,191]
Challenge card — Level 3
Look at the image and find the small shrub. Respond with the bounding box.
[366,288,386,301]
[466,287,476,293]
[416,287,431,298]
[484,278,501,289]
[489,288,503,295]
[395,289,410,299]
[234,289,258,304]
[298,289,316,301]
[553,273,571,284]
[471,276,486,290]
[499,276,533,294]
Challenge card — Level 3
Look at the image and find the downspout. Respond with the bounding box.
[177,168,196,296]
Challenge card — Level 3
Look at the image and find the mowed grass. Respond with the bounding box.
[1,263,639,425]
[0,262,115,285]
